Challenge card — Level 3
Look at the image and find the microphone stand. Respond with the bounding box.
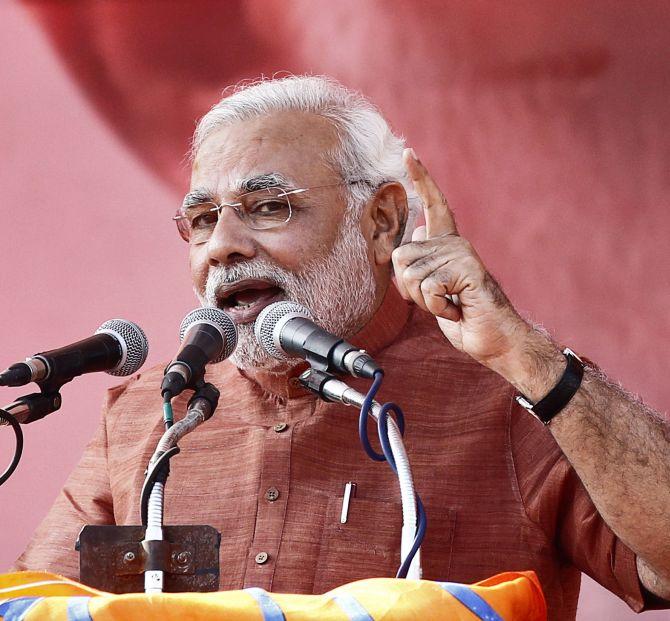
[77,382,222,594]
[298,368,422,580]
[141,382,219,594]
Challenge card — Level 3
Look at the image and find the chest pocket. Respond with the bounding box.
[313,495,456,593]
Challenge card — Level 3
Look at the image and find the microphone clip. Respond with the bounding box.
[298,367,339,402]
[3,389,63,425]
[186,381,220,417]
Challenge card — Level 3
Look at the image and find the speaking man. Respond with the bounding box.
[14,76,670,620]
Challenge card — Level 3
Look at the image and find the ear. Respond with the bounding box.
[364,182,409,266]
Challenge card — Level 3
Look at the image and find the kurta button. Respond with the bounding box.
[289,377,300,387]
[255,552,269,565]
[265,487,280,502]
[273,422,288,433]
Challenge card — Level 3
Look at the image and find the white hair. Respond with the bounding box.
[192,75,419,244]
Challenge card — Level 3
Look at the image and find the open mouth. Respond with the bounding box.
[215,279,284,324]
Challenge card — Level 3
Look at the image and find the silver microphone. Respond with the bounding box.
[161,307,237,399]
[254,301,381,378]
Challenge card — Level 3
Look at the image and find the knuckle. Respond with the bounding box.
[403,262,423,283]
[422,269,449,293]
[391,246,405,264]
[419,277,436,295]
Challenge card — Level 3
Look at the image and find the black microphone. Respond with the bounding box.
[254,301,381,379]
[161,308,237,399]
[0,319,149,389]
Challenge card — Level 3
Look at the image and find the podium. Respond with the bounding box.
[0,570,547,620]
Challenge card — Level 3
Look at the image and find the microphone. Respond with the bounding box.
[0,319,149,389]
[254,301,381,379]
[161,307,237,399]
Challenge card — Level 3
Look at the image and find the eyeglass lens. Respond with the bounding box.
[177,187,292,242]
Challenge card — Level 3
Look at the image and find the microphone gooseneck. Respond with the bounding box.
[254,301,381,378]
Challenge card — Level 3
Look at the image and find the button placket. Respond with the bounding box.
[244,419,294,589]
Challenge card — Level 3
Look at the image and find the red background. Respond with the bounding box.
[1,2,668,617]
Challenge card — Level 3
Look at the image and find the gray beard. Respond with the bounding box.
[196,210,378,371]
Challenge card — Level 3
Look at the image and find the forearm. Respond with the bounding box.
[488,325,670,594]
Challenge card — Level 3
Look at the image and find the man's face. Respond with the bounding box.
[188,111,378,370]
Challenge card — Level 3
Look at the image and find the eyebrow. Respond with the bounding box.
[183,172,296,207]
[238,172,293,193]
[182,188,215,207]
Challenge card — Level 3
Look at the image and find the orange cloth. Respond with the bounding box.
[0,570,546,620]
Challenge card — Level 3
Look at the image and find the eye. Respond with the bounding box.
[189,204,219,229]
[248,199,289,215]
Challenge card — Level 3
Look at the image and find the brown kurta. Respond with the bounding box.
[14,286,647,619]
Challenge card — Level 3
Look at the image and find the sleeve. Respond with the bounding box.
[10,384,127,580]
[510,402,665,613]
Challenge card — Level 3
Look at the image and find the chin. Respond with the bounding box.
[226,324,295,373]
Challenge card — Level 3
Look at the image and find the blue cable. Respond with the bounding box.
[358,370,386,461]
[396,495,427,579]
[358,371,426,578]
[376,402,406,472]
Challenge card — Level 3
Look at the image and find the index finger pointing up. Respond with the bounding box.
[403,148,458,238]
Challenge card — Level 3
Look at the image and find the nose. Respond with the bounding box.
[206,207,256,266]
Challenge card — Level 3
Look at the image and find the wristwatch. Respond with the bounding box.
[515,348,585,424]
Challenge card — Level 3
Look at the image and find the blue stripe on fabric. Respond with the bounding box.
[438,582,504,621]
[244,587,286,621]
[332,593,374,621]
[67,597,93,621]
[0,597,43,621]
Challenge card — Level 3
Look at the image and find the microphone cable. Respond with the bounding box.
[0,408,23,487]
[357,370,427,578]
[162,393,174,430]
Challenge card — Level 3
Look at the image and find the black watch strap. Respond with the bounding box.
[515,348,585,424]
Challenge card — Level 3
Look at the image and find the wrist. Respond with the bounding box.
[485,323,566,402]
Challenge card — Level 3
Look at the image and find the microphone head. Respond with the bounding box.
[254,301,313,360]
[96,319,149,377]
[179,307,237,363]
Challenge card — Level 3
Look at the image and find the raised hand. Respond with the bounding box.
[392,148,534,368]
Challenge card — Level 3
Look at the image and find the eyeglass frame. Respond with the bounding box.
[173,180,369,243]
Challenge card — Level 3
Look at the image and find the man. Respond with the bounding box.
[14,76,670,619]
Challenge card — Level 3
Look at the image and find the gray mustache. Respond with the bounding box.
[205,263,291,295]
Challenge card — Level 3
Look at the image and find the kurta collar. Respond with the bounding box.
[232,283,411,400]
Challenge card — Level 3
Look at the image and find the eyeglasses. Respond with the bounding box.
[173,182,363,243]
